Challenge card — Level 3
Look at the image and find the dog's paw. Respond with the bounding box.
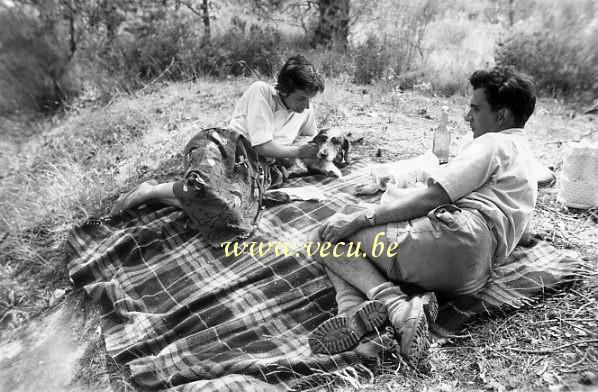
[328,168,343,178]
[318,162,342,178]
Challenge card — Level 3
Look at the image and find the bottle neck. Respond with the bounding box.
[440,111,448,129]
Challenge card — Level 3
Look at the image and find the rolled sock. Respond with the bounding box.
[336,285,366,316]
[367,282,408,327]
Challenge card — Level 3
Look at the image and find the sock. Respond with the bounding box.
[367,282,409,328]
[336,285,366,316]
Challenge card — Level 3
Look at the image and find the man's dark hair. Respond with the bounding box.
[276,54,325,96]
[469,66,536,127]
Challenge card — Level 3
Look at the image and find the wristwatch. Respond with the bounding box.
[365,207,376,226]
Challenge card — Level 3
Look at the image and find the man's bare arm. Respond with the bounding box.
[254,140,317,159]
[376,183,451,223]
[353,183,452,229]
[318,183,453,244]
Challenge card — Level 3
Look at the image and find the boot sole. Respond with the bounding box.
[400,313,430,369]
[309,300,387,354]
[391,297,431,369]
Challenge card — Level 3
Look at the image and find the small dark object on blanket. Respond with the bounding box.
[278,128,351,178]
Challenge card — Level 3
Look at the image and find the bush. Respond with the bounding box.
[217,17,284,77]
[421,12,498,97]
[307,49,354,79]
[496,1,598,101]
[122,20,190,80]
[100,10,199,85]
[349,0,438,86]
[352,36,390,84]
[182,17,285,78]
[104,15,285,83]
[0,8,76,114]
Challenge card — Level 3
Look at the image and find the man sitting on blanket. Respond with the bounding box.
[308,66,538,368]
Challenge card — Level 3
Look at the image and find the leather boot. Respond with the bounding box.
[353,328,398,362]
[418,290,439,323]
[367,282,434,368]
[308,300,387,355]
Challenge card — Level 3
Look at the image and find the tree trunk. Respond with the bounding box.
[201,0,211,41]
[69,11,76,56]
[508,0,515,27]
[313,0,350,50]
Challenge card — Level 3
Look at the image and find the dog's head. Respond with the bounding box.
[310,128,350,168]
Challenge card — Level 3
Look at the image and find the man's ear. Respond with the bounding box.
[497,108,513,128]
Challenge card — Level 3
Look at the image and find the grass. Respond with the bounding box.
[0,76,596,391]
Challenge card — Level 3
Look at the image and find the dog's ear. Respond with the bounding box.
[333,137,351,168]
[311,128,330,144]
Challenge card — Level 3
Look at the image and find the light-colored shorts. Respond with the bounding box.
[348,204,496,298]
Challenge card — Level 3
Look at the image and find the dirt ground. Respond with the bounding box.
[0,79,596,391]
[0,292,113,392]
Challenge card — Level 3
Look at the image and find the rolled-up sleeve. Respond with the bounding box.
[429,137,499,202]
[243,83,276,146]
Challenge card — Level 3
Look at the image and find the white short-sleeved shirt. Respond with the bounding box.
[430,128,538,264]
[227,81,318,146]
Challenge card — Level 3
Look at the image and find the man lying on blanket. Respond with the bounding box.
[308,66,538,368]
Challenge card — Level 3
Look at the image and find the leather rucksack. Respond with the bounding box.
[173,128,268,247]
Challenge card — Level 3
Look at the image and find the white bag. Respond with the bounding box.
[557,137,598,209]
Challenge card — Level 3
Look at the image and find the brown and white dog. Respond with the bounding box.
[278,128,351,178]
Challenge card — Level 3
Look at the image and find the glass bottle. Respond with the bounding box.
[433,106,451,164]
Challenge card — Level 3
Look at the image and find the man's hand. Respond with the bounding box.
[317,211,366,243]
[297,143,319,159]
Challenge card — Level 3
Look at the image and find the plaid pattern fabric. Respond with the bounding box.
[66,162,580,391]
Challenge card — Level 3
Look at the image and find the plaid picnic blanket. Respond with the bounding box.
[66,162,580,391]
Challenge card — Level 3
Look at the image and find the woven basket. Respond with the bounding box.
[557,139,598,209]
